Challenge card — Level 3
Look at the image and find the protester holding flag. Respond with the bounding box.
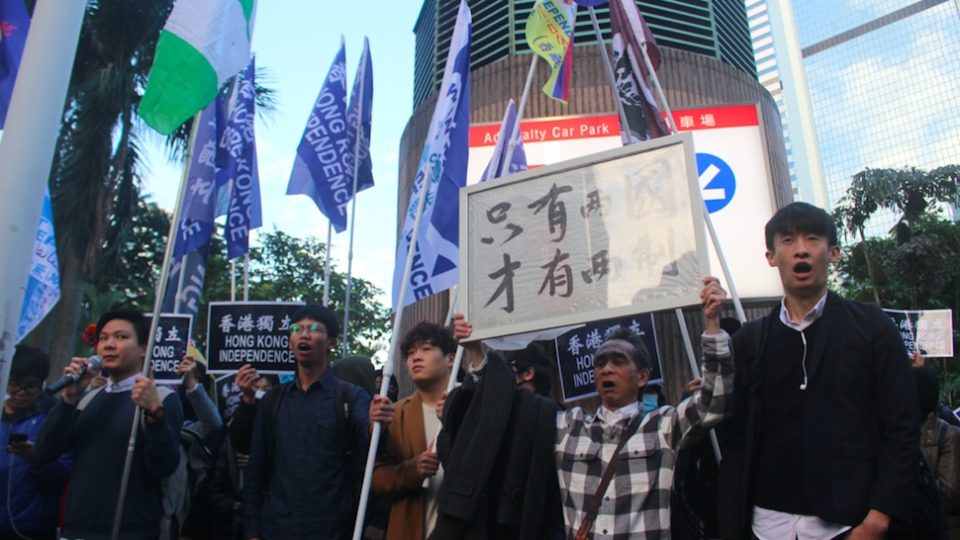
[241,305,394,540]
[372,322,456,540]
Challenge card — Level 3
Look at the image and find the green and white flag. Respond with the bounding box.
[139,0,255,134]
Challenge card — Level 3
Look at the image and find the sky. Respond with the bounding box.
[140,1,425,306]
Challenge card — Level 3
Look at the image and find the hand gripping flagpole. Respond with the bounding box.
[343,43,370,357]
[352,151,435,540]
[111,113,203,540]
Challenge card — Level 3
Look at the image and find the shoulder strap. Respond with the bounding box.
[334,380,353,454]
[75,386,104,411]
[575,412,645,540]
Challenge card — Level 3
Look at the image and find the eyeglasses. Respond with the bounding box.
[290,323,324,336]
[7,380,42,393]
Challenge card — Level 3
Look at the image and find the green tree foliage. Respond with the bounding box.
[832,165,960,403]
[78,200,391,360]
[195,230,392,359]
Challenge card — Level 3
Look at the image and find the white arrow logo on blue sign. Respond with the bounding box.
[697,152,736,214]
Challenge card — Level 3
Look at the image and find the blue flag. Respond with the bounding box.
[17,189,59,341]
[221,58,262,260]
[480,99,527,181]
[0,0,30,129]
[287,40,353,233]
[162,245,208,317]
[392,0,471,309]
[346,37,374,194]
[174,100,224,257]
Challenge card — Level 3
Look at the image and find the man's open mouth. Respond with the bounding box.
[793,262,812,273]
[296,343,312,351]
[600,380,616,389]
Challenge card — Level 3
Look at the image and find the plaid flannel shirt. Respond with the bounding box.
[555,332,734,539]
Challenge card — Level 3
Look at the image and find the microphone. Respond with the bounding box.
[46,355,103,394]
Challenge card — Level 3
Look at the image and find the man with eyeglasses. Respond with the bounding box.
[1,346,70,540]
[241,304,394,540]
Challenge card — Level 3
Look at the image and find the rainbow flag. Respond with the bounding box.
[525,0,577,103]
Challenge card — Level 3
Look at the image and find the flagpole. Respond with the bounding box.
[243,253,250,301]
[342,45,369,357]
[674,307,722,462]
[0,0,87,406]
[444,286,466,393]
[501,55,539,172]
[230,260,236,301]
[637,41,746,323]
[174,255,188,313]
[111,112,203,540]
[588,7,631,146]
[323,222,333,307]
[352,135,435,540]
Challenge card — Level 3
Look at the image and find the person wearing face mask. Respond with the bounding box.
[451,276,734,539]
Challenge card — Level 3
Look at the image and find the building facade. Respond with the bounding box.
[744,0,828,207]
[413,0,757,109]
[792,0,960,230]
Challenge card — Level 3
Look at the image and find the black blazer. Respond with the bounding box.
[717,292,919,538]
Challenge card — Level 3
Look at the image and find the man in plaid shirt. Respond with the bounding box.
[556,276,734,539]
[453,277,735,539]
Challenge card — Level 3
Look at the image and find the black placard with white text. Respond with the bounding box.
[206,301,303,374]
[554,313,662,403]
[145,313,193,385]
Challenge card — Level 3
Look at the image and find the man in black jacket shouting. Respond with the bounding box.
[717,202,919,539]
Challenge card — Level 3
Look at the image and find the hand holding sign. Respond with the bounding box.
[236,364,260,405]
[177,356,199,390]
[700,276,726,334]
[452,313,484,371]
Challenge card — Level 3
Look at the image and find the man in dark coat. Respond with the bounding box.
[717,202,919,539]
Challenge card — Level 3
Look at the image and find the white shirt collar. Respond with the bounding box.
[596,401,640,426]
[104,373,138,393]
[779,292,828,332]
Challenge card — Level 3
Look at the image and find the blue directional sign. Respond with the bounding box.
[697,152,736,214]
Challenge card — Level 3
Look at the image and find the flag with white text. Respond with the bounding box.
[221,58,262,260]
[346,37,374,194]
[286,40,353,233]
[609,0,669,141]
[392,0,471,309]
[17,189,59,341]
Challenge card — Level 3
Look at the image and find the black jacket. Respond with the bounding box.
[432,352,563,540]
[717,292,919,538]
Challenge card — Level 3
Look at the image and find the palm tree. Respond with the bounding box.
[27,0,175,369]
